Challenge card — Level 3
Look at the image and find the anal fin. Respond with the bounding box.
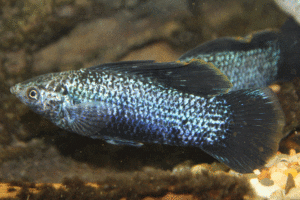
[100,136,143,147]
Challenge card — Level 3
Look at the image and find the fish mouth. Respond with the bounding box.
[10,86,17,94]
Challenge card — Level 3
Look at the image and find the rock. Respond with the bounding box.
[277,161,289,170]
[249,178,281,198]
[253,169,261,175]
[289,149,297,156]
[210,162,229,172]
[265,153,289,168]
[257,169,270,180]
[270,172,288,188]
[286,187,300,199]
[228,170,244,177]
[190,164,211,175]
[285,173,295,194]
[32,18,185,73]
[244,173,257,180]
[288,153,300,163]
[269,160,289,175]
[33,18,119,73]
[294,173,300,188]
[284,168,298,177]
[121,42,182,62]
[260,178,274,186]
[269,189,284,200]
[172,161,193,174]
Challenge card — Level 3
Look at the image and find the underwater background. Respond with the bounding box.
[1,0,300,199]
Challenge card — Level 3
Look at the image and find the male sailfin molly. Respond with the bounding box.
[10,60,285,173]
[178,17,300,91]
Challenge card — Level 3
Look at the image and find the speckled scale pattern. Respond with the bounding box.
[58,68,233,147]
[10,59,287,173]
[180,42,280,91]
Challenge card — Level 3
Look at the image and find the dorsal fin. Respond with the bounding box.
[88,60,232,96]
[178,31,279,60]
[88,60,155,70]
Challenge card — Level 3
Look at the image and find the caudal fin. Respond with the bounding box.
[200,88,285,173]
[277,17,300,81]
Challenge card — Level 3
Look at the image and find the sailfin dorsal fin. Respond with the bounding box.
[88,60,232,96]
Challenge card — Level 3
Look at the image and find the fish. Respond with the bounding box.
[178,17,300,91]
[10,60,285,173]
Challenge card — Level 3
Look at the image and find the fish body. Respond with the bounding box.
[178,18,300,91]
[11,60,285,173]
[179,31,280,91]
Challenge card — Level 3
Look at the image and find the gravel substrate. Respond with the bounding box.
[248,150,300,199]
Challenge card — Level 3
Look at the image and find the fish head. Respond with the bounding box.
[10,72,69,121]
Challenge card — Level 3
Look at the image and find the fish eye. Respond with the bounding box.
[27,88,39,100]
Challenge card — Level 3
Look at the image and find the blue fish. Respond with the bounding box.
[178,18,300,91]
[10,60,285,173]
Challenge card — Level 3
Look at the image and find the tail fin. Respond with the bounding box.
[277,17,300,81]
[200,88,285,173]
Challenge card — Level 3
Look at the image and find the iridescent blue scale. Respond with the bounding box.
[179,32,280,91]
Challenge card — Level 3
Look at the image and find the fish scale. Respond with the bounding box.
[66,69,231,147]
[11,60,285,173]
[179,32,281,91]
[178,18,300,91]
[11,18,300,172]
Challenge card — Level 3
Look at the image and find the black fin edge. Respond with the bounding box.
[88,60,232,96]
[200,88,285,173]
[178,30,279,62]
